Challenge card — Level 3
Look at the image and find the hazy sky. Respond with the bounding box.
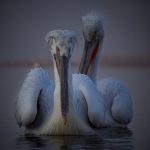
[0,0,150,62]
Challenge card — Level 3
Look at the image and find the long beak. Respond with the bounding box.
[54,53,69,125]
[78,39,99,74]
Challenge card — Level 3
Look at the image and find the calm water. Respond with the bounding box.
[15,128,133,150]
[0,67,150,150]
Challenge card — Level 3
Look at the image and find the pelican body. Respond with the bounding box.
[79,14,133,127]
[15,30,105,135]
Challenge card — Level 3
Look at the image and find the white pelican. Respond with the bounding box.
[15,30,106,135]
[79,14,133,127]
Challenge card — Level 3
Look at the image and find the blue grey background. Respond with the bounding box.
[0,0,150,62]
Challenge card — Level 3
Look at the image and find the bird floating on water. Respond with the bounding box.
[79,14,133,127]
[15,30,106,135]
[15,14,133,135]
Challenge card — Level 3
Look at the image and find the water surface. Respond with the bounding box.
[16,128,133,150]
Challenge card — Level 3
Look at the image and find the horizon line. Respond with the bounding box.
[0,53,150,68]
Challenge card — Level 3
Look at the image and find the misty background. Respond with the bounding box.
[0,0,150,150]
[0,0,150,62]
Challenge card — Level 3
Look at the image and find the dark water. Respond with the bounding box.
[0,67,150,150]
[16,128,132,150]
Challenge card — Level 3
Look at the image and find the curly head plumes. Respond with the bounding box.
[82,14,104,42]
[45,30,77,57]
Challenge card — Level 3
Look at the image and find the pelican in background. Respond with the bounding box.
[15,30,106,135]
[79,14,133,127]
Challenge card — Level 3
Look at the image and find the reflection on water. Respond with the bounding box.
[16,128,133,150]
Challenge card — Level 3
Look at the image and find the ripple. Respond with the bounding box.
[16,128,133,150]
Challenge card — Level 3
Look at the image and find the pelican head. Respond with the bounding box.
[46,30,76,124]
[79,14,104,75]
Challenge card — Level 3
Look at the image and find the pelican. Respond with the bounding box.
[15,30,106,135]
[79,14,133,127]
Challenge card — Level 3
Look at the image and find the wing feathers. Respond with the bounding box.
[15,68,52,127]
[78,74,105,127]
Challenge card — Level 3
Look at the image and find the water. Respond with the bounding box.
[16,128,133,150]
[0,67,150,150]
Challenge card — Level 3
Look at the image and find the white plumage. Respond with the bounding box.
[82,13,104,42]
[39,74,105,135]
[98,78,133,127]
[79,13,133,127]
[15,30,106,135]
[15,68,54,129]
[15,14,133,135]
[45,30,77,56]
